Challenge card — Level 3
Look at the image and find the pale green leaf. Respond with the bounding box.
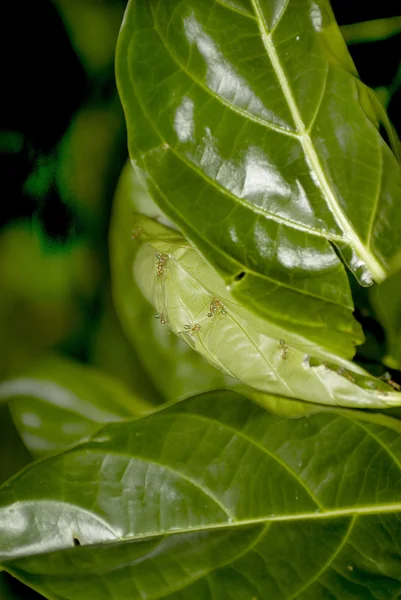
[133,214,401,409]
[109,161,236,402]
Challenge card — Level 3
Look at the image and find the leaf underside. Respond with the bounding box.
[133,212,401,409]
[109,161,236,403]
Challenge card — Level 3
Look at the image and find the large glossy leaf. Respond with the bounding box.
[2,391,401,599]
[0,355,151,458]
[116,0,401,358]
[109,161,235,401]
[133,212,401,408]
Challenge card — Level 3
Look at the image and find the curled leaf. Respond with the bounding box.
[133,214,401,409]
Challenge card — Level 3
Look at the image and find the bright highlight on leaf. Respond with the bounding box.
[116,0,401,358]
[1,392,401,599]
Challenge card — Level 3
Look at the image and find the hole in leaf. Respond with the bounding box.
[72,536,81,547]
[234,271,246,282]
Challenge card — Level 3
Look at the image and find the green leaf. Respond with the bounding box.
[116,0,401,358]
[2,391,401,598]
[133,212,401,408]
[370,271,401,372]
[341,16,401,45]
[109,161,235,402]
[0,355,152,458]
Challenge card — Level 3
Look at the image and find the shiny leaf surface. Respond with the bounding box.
[116,0,401,357]
[1,391,401,599]
[109,161,235,402]
[0,356,151,457]
[134,213,401,408]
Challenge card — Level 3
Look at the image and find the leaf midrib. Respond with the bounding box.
[145,1,386,285]
[140,149,355,316]
[250,0,386,282]
[128,14,361,316]
[3,505,399,554]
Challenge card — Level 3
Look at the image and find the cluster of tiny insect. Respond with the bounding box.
[156,253,168,278]
[380,372,401,391]
[155,313,166,325]
[207,297,226,318]
[278,339,288,360]
[322,362,355,381]
[321,363,398,395]
[184,323,202,335]
[178,297,228,336]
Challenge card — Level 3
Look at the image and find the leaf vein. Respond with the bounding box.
[214,0,256,21]
[144,411,324,510]
[149,5,299,137]
[86,449,234,520]
[249,0,386,282]
[287,516,356,599]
